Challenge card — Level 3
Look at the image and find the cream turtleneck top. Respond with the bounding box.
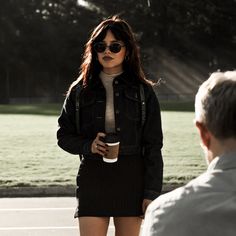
[100,70,123,133]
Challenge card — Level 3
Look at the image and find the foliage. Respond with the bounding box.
[0,0,235,103]
[87,0,236,52]
[0,0,102,102]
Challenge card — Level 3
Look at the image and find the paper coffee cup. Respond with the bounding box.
[103,141,120,163]
[102,133,120,163]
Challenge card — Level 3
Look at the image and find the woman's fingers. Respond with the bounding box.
[95,145,107,156]
[142,199,152,216]
[91,132,108,155]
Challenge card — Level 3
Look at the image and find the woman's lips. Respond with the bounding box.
[103,56,113,61]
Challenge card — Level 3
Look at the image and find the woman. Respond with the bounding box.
[57,16,163,236]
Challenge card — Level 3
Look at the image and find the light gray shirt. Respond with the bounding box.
[100,71,122,133]
[142,152,236,236]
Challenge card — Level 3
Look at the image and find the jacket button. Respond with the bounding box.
[115,110,120,114]
[115,92,119,96]
[116,127,121,132]
[114,80,118,85]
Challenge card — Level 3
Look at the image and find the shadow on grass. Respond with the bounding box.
[0,103,62,116]
[160,101,194,112]
[0,101,194,116]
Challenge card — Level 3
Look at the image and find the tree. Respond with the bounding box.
[0,0,100,102]
[0,0,235,102]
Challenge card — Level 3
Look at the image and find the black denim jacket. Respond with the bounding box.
[57,72,163,200]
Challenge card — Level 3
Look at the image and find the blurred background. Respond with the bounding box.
[0,0,235,104]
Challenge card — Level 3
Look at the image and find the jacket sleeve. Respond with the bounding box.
[143,85,163,200]
[57,88,93,155]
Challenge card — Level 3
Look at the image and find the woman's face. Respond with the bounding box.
[95,30,126,74]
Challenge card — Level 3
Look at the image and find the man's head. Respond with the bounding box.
[195,71,236,163]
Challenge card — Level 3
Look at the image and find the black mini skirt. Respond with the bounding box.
[74,155,144,217]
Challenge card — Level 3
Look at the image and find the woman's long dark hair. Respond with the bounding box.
[70,16,150,91]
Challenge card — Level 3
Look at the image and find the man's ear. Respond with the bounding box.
[195,121,211,149]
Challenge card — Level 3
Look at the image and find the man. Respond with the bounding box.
[142,71,236,236]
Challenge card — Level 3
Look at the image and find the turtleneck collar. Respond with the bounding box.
[99,70,123,80]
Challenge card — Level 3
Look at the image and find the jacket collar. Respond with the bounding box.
[88,71,138,88]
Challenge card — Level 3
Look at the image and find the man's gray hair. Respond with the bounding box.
[195,71,236,139]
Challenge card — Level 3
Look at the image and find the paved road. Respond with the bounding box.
[0,197,144,236]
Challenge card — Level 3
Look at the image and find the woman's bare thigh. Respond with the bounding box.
[113,216,142,236]
[79,216,110,236]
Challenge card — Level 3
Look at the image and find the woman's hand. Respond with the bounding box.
[91,132,107,156]
[142,199,152,216]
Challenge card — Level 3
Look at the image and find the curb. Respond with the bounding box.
[0,184,182,198]
[0,186,75,198]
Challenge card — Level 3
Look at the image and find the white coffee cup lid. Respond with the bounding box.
[106,142,120,146]
[103,157,118,163]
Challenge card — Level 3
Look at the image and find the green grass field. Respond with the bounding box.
[0,103,206,188]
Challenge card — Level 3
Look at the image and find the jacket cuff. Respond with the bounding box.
[144,189,161,200]
[83,140,93,155]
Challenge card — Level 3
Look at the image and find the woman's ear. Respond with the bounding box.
[195,121,211,149]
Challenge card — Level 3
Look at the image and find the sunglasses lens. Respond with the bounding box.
[94,42,106,53]
[94,42,123,53]
[109,43,122,53]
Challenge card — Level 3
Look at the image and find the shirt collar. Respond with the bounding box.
[208,152,236,172]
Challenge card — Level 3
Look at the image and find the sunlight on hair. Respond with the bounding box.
[77,0,89,8]
[77,0,101,13]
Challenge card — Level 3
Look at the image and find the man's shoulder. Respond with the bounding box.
[149,185,188,212]
[149,173,209,213]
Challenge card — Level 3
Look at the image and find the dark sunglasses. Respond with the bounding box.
[93,42,125,53]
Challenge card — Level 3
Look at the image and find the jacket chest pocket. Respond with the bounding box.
[123,89,141,121]
[80,92,96,127]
